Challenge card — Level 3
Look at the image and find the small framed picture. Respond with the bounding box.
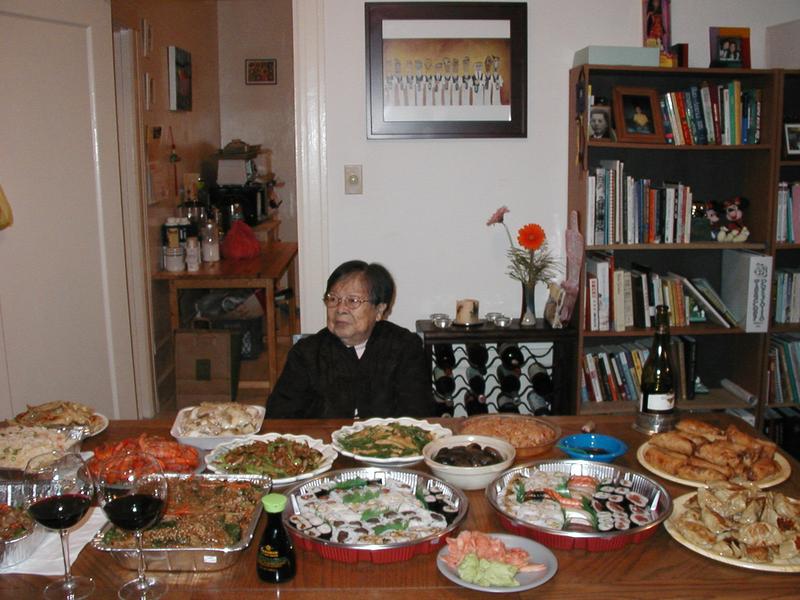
[612,87,664,143]
[587,105,614,141]
[709,27,751,68]
[245,59,277,85]
[785,123,800,156]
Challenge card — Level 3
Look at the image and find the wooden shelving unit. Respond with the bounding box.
[567,65,781,420]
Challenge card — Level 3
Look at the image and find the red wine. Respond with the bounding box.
[104,494,164,531]
[29,494,91,530]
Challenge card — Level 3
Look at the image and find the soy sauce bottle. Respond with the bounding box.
[257,493,296,583]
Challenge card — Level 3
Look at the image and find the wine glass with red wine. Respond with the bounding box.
[24,451,95,600]
[96,451,168,600]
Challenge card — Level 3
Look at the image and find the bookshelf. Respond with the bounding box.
[568,65,780,421]
[767,69,800,415]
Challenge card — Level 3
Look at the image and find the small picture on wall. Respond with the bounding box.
[612,87,664,143]
[709,27,751,68]
[245,59,277,85]
[587,105,614,141]
[785,124,800,156]
[168,46,192,111]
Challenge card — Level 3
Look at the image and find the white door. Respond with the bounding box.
[0,0,137,419]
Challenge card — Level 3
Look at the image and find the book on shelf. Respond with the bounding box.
[775,181,800,243]
[689,277,739,327]
[670,273,732,328]
[585,252,612,331]
[720,250,773,332]
[771,334,800,405]
[774,268,800,324]
[682,335,697,400]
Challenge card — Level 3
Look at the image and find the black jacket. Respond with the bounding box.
[266,321,433,419]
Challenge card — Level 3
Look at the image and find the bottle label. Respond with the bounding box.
[640,391,674,412]
[258,545,288,570]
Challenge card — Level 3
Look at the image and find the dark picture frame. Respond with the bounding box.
[245,59,277,85]
[365,2,527,139]
[168,46,192,111]
[612,87,664,143]
[709,27,751,69]
[785,124,800,156]
[587,105,614,140]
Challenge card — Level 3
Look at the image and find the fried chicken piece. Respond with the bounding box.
[650,431,695,456]
[676,418,725,442]
[644,445,688,474]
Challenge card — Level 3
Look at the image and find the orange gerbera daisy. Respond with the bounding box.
[517,223,545,250]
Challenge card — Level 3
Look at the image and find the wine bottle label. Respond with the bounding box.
[640,391,674,412]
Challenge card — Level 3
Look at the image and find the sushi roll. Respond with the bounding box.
[289,514,312,531]
[625,491,649,508]
[619,478,634,488]
[606,501,626,513]
[591,499,605,512]
[316,523,333,540]
[597,519,615,532]
[309,515,324,528]
[630,513,651,527]
[336,529,353,544]
[607,494,624,503]
[441,504,459,524]
[594,492,610,500]
[614,487,630,495]
[599,485,616,493]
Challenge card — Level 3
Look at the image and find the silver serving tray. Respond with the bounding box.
[284,467,468,553]
[487,460,672,542]
[0,482,46,568]
[91,473,271,572]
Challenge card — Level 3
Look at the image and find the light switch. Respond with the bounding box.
[344,164,363,195]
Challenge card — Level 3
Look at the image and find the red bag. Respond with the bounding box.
[221,221,261,259]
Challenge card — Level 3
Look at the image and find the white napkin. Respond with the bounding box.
[0,507,107,575]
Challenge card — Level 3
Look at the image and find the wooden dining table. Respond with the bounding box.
[1,414,798,599]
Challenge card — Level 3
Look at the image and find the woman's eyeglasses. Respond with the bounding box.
[323,293,371,309]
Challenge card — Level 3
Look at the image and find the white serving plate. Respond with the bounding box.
[637,442,791,489]
[436,533,558,593]
[170,405,266,450]
[205,433,337,487]
[664,492,800,572]
[331,417,452,467]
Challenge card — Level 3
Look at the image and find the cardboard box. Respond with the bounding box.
[573,46,660,67]
[175,328,240,408]
[721,250,773,332]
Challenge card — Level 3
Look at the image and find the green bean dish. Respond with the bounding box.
[337,423,435,458]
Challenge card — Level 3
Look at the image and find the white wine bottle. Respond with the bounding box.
[633,305,678,434]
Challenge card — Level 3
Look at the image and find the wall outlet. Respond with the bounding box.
[344,164,363,195]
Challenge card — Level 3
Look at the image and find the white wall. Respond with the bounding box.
[311,0,800,332]
[218,0,297,241]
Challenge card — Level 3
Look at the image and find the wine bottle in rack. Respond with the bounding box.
[496,364,521,395]
[466,343,489,373]
[527,363,554,396]
[433,397,454,417]
[634,305,677,435]
[433,367,456,397]
[526,390,550,415]
[465,367,486,395]
[464,391,488,415]
[433,344,456,369]
[497,395,520,413]
[498,343,524,369]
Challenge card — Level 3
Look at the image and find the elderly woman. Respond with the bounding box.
[266,260,433,418]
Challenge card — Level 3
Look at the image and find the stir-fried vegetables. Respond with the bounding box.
[338,423,434,458]
[0,503,33,541]
[213,438,323,478]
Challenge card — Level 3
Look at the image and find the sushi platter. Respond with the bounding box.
[283,467,468,563]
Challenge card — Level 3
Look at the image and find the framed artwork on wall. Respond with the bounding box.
[785,124,800,156]
[245,59,277,85]
[612,87,664,144]
[365,2,527,139]
[168,46,192,111]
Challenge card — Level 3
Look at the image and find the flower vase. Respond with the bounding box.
[520,281,538,327]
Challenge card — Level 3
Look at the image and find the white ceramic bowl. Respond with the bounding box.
[423,434,515,491]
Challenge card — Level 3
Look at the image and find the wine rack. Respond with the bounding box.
[415,319,577,415]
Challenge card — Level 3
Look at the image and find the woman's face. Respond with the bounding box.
[326,274,386,347]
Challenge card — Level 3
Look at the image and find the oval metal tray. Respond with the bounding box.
[486,459,672,552]
[283,467,468,563]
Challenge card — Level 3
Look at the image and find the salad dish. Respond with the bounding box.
[487,460,672,551]
[205,433,337,486]
[283,467,468,563]
[437,531,558,593]
[664,481,800,572]
[170,404,266,450]
[331,418,451,466]
[0,482,46,568]
[92,473,271,572]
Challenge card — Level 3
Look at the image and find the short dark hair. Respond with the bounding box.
[326,260,395,306]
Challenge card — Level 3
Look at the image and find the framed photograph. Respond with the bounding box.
[612,87,664,143]
[785,124,800,156]
[168,46,192,111]
[245,58,277,85]
[709,27,751,68]
[587,105,614,141]
[365,2,527,139]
